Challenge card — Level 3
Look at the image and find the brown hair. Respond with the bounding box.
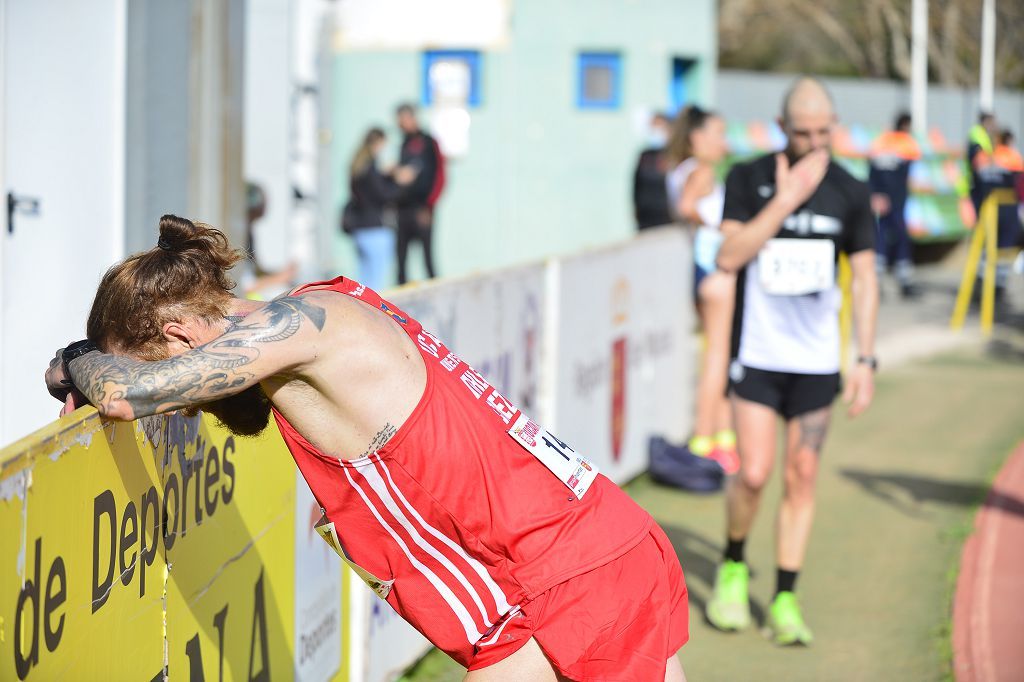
[666,105,715,166]
[350,127,386,178]
[86,215,244,359]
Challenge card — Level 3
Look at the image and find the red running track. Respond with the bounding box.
[953,440,1024,682]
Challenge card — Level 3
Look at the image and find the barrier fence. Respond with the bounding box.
[1,228,694,681]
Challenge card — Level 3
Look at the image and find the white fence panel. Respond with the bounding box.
[550,229,695,482]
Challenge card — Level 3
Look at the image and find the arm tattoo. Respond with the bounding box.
[68,296,327,420]
[797,409,831,453]
[359,423,397,458]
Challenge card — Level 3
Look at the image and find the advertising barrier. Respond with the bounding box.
[0,412,349,681]
[1,229,694,681]
[550,229,695,482]
[390,263,546,418]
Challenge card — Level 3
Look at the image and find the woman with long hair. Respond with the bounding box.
[665,106,739,474]
[342,127,414,291]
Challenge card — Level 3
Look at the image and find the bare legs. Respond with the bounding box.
[464,640,686,681]
[727,398,830,570]
[464,639,561,681]
[727,397,777,542]
[778,407,829,569]
[692,271,736,439]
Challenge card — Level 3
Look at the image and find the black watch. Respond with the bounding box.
[856,355,878,371]
[62,339,99,377]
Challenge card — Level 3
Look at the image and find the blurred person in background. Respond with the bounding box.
[868,112,922,298]
[990,129,1024,299]
[968,117,1021,302]
[664,106,738,475]
[395,103,446,285]
[967,112,1000,217]
[242,181,297,300]
[633,111,674,230]
[709,77,878,646]
[342,127,415,292]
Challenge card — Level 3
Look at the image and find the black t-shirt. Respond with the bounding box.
[722,153,875,257]
[723,152,875,374]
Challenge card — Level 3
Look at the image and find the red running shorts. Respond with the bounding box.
[468,523,689,680]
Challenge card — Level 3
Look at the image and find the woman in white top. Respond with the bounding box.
[665,106,738,474]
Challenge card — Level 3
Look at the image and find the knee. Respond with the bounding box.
[784,454,819,492]
[737,460,771,493]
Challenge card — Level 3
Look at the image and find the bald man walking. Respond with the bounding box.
[706,78,878,645]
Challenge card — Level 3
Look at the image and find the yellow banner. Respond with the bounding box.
[0,409,349,681]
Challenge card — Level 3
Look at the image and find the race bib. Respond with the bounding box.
[758,238,835,296]
[315,513,394,599]
[508,414,599,499]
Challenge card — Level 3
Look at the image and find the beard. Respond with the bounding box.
[183,384,273,437]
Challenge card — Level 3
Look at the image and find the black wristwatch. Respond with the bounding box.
[856,355,878,371]
[62,339,99,378]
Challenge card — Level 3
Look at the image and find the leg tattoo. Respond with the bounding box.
[797,409,831,453]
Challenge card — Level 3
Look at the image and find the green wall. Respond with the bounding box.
[328,0,717,284]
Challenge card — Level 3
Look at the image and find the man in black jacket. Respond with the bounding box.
[395,103,446,284]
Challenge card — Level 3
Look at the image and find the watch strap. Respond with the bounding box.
[856,355,878,371]
[62,339,99,376]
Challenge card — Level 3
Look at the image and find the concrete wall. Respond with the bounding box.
[328,0,717,283]
[717,70,1024,148]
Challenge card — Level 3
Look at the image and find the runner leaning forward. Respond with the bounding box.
[43,215,689,681]
[706,77,879,645]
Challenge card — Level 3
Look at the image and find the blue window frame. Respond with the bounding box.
[577,52,622,110]
[422,50,482,108]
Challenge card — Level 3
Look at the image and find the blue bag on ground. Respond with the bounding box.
[648,436,725,493]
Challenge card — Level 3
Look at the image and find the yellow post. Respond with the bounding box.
[981,196,999,334]
[950,189,1018,335]
[839,252,852,373]
[950,214,987,331]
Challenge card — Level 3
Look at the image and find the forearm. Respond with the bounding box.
[67,350,254,421]
[716,197,795,272]
[851,266,879,358]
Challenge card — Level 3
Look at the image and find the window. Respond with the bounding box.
[669,57,698,116]
[577,52,622,110]
[423,50,482,108]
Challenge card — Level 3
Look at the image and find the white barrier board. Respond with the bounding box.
[390,263,546,417]
[550,229,695,483]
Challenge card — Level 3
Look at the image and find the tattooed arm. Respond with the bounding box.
[63,296,327,421]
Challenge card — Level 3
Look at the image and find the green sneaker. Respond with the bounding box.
[706,560,751,631]
[767,591,813,646]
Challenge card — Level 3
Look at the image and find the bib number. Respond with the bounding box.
[315,512,394,599]
[758,238,835,296]
[508,414,599,499]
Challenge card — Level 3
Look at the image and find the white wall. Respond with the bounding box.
[1,0,126,445]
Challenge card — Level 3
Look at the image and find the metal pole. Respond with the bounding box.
[979,0,995,112]
[911,0,928,138]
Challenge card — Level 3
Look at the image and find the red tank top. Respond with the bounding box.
[272,277,652,665]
